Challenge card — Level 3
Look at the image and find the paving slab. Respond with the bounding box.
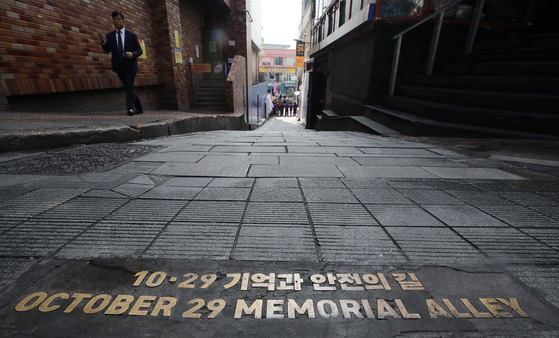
[1,117,559,336]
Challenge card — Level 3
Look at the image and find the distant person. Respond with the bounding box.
[99,10,144,116]
[265,90,273,118]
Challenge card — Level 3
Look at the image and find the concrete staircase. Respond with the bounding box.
[193,80,227,110]
[367,33,559,140]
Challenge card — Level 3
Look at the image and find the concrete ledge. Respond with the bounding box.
[316,114,399,136]
[0,113,246,152]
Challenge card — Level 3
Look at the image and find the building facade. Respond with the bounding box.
[0,0,262,117]
[296,0,315,125]
[302,0,559,137]
[260,44,297,97]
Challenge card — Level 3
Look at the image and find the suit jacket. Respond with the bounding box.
[102,29,142,73]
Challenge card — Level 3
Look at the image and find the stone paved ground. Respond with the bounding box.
[1,117,558,336]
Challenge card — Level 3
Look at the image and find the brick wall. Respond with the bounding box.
[224,0,247,62]
[179,0,205,109]
[0,0,165,111]
[0,0,248,113]
[226,55,246,116]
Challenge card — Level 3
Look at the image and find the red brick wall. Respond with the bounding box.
[181,0,204,108]
[0,0,165,111]
[224,0,247,61]
[0,0,248,113]
[226,55,247,116]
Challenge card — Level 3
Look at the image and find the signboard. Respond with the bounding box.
[174,30,180,48]
[284,82,296,88]
[138,39,147,59]
[259,67,297,73]
[174,48,182,64]
[193,63,211,73]
[296,40,305,67]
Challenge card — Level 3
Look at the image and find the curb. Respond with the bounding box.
[0,114,246,152]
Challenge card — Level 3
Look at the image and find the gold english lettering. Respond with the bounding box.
[234,299,263,319]
[340,299,364,319]
[64,293,92,313]
[377,299,400,319]
[426,299,452,318]
[479,298,512,318]
[361,299,375,319]
[38,293,69,313]
[83,294,111,314]
[317,300,339,318]
[461,298,492,318]
[395,299,421,319]
[129,295,157,316]
[497,298,528,318]
[151,297,177,317]
[15,292,48,312]
[287,299,315,319]
[442,298,472,318]
[104,295,135,315]
[266,299,284,319]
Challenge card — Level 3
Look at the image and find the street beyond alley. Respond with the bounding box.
[1,117,559,336]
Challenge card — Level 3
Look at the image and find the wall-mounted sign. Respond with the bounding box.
[138,39,147,59]
[174,31,180,48]
[296,40,305,67]
[193,63,211,72]
[259,67,297,73]
[174,48,182,64]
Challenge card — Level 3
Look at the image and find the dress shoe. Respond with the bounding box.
[136,110,143,115]
[127,109,134,116]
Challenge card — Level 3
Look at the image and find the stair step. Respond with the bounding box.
[198,88,226,93]
[194,103,228,109]
[413,75,559,95]
[372,33,559,139]
[457,47,559,63]
[443,61,559,77]
[315,114,400,135]
[366,105,559,140]
[195,92,226,98]
[476,34,559,51]
[381,95,559,135]
[398,86,559,114]
[194,80,227,110]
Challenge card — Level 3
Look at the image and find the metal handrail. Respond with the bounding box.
[392,0,464,40]
[388,0,486,96]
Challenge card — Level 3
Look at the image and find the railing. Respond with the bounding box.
[388,0,486,96]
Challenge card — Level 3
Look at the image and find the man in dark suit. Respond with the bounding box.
[99,10,143,116]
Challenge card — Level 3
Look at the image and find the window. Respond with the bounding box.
[286,57,296,66]
[262,61,271,65]
[339,0,346,26]
[274,57,284,66]
[377,0,427,18]
[327,10,333,35]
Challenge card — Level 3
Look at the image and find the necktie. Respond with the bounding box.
[117,30,123,60]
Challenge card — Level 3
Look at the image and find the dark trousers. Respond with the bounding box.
[118,70,142,112]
